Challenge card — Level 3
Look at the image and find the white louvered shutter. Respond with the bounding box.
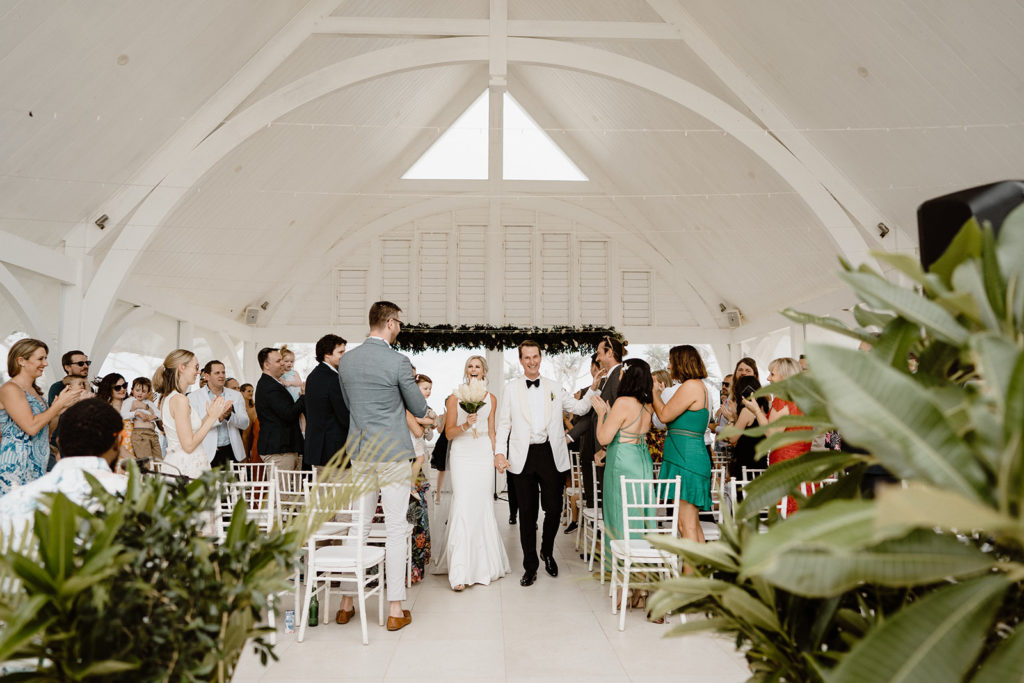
[456,225,486,322]
[579,240,609,325]
[418,232,447,323]
[333,268,367,325]
[381,239,411,309]
[541,233,571,325]
[621,270,652,326]
[504,225,533,324]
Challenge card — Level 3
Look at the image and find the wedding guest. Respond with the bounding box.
[46,349,90,406]
[646,369,671,466]
[407,374,434,484]
[121,377,161,462]
[652,345,713,548]
[46,349,90,462]
[255,348,305,472]
[742,357,810,515]
[725,358,759,422]
[189,360,249,468]
[592,358,655,608]
[153,349,232,479]
[0,399,126,542]
[278,346,303,401]
[434,356,509,591]
[303,334,349,471]
[430,413,450,504]
[727,375,769,479]
[96,374,132,461]
[0,339,82,494]
[239,383,258,458]
[336,301,427,631]
[225,377,240,391]
[570,341,624,516]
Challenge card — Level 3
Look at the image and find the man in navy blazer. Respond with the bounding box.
[303,334,349,469]
[335,301,427,632]
[254,347,304,472]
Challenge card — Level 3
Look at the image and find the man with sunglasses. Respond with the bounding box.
[46,350,92,463]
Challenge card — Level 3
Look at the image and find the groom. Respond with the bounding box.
[495,340,597,586]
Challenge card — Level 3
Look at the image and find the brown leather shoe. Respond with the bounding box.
[386,610,412,632]
[335,607,354,624]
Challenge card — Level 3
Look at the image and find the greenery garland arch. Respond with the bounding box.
[392,324,624,354]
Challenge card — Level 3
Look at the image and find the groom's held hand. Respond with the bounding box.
[494,453,511,472]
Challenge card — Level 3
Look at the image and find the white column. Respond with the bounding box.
[176,321,194,350]
[242,341,260,384]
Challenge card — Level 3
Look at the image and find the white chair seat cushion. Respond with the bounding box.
[565,486,582,496]
[582,508,603,521]
[609,538,669,560]
[312,545,385,569]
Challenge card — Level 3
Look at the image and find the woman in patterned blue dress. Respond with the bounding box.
[0,339,83,494]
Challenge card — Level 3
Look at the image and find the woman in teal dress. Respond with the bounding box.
[652,345,712,547]
[592,359,655,579]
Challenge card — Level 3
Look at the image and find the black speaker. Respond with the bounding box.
[917,181,1024,271]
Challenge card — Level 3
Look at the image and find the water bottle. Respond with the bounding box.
[309,594,319,627]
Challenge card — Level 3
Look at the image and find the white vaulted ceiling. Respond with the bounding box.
[1,0,1023,363]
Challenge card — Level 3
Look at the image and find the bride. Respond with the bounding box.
[432,355,510,590]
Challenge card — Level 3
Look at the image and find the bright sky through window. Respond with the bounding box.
[402,90,587,181]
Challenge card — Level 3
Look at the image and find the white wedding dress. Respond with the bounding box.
[162,391,211,479]
[432,395,510,587]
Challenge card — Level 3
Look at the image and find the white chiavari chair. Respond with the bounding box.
[581,462,605,576]
[609,476,681,631]
[297,482,384,646]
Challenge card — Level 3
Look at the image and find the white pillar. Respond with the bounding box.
[242,341,260,384]
[177,321,194,350]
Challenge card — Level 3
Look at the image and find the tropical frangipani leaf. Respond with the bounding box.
[827,575,1008,683]
[970,625,1024,683]
[806,343,990,503]
[875,482,1024,546]
[754,528,996,597]
[736,452,865,521]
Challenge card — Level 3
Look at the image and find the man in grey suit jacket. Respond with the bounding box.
[569,338,625,509]
[336,301,427,632]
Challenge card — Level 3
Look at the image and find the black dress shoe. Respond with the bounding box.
[563,521,578,534]
[520,570,537,586]
[540,552,559,577]
[509,515,517,525]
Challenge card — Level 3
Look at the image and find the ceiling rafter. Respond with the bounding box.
[646,0,913,250]
[313,17,680,41]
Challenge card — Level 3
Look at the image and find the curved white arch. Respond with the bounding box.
[268,195,717,327]
[91,305,155,374]
[0,264,49,342]
[85,36,870,348]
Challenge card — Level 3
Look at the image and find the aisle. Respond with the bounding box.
[233,500,750,682]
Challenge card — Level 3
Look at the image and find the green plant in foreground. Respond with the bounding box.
[0,435,396,681]
[649,206,1024,682]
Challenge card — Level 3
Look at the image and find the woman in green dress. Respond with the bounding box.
[652,345,712,548]
[592,358,655,581]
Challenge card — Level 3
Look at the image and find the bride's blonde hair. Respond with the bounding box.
[463,355,488,382]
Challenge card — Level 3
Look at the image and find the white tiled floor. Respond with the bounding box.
[233,501,750,682]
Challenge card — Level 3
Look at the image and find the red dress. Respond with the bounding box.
[767,398,812,516]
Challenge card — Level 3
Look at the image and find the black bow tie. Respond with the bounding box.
[526,379,540,389]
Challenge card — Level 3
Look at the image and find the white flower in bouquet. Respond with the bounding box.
[454,379,488,437]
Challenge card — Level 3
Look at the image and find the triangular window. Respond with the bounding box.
[402,90,587,181]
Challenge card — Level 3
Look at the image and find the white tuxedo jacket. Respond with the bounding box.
[496,376,593,475]
[188,387,250,464]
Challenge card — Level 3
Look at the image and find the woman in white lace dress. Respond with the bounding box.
[432,355,510,591]
[153,349,232,479]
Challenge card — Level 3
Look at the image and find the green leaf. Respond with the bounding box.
[875,483,1024,546]
[872,252,950,297]
[996,204,1024,328]
[952,261,1000,331]
[980,224,1007,322]
[779,309,875,343]
[647,536,739,572]
[0,594,49,661]
[741,501,890,579]
[929,217,983,286]
[807,344,990,502]
[736,452,866,521]
[721,586,781,633]
[66,660,139,677]
[33,493,78,583]
[665,616,732,638]
[757,529,995,597]
[971,626,1024,683]
[839,271,970,345]
[852,303,896,330]
[870,317,921,372]
[827,575,1008,683]
[971,334,1020,414]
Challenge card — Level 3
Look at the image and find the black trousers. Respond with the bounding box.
[512,441,565,573]
[506,471,518,519]
[211,444,234,469]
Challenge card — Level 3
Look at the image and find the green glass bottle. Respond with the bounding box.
[309,594,319,627]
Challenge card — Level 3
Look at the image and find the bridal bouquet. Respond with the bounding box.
[454,378,488,438]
